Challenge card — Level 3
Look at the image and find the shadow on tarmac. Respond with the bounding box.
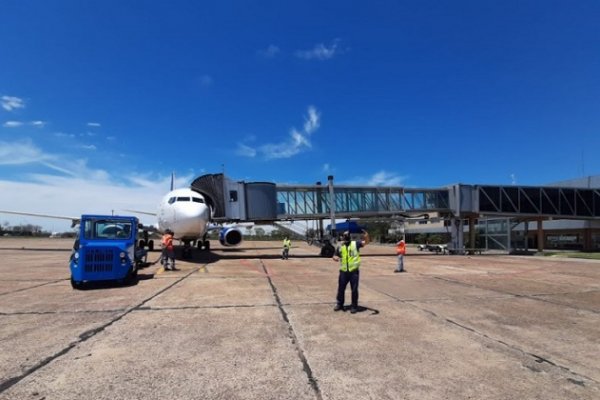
[70,273,155,291]
[337,305,380,316]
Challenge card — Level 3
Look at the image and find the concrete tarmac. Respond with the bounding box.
[0,237,599,399]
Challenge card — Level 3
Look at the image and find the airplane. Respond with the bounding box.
[0,186,244,259]
[129,187,243,257]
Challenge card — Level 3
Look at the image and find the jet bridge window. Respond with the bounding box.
[192,197,205,203]
[229,190,238,202]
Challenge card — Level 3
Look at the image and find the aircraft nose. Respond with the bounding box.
[174,203,210,236]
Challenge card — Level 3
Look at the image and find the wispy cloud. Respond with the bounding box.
[3,121,23,128]
[54,132,75,138]
[87,122,101,127]
[344,170,407,186]
[0,140,50,166]
[510,173,517,185]
[258,44,280,58]
[3,120,47,128]
[237,106,321,160]
[0,140,79,176]
[1,95,25,112]
[295,39,345,60]
[236,143,257,158]
[81,144,97,151]
[0,140,197,231]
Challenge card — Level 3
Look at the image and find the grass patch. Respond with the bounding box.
[543,252,600,260]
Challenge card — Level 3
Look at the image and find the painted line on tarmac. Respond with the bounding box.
[0,263,206,395]
[260,260,323,400]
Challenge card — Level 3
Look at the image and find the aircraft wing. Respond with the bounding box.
[124,209,157,217]
[0,210,80,227]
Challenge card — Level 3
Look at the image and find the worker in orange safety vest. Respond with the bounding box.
[161,229,177,271]
[394,239,406,273]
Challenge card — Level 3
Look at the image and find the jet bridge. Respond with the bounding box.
[191,173,600,222]
[190,173,600,253]
[191,174,451,223]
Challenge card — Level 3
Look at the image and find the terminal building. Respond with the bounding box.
[189,173,600,254]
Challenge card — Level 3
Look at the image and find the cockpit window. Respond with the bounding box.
[168,197,176,204]
[192,197,205,203]
[176,197,191,202]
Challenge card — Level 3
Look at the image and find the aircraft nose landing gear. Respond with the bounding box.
[181,240,193,259]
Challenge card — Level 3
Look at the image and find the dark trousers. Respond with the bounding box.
[336,269,360,308]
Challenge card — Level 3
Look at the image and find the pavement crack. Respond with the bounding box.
[0,264,204,395]
[431,275,600,315]
[364,282,600,386]
[0,279,65,298]
[260,260,323,400]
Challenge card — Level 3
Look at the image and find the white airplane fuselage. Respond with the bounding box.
[157,188,211,241]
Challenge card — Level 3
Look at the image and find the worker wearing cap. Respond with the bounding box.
[332,229,370,314]
[395,239,406,273]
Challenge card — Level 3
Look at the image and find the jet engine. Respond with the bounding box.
[219,227,243,246]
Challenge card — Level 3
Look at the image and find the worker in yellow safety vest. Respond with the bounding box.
[332,230,370,314]
[282,236,291,260]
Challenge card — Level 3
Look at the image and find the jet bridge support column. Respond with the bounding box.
[328,175,336,239]
[537,219,544,252]
[468,216,476,249]
[450,218,464,254]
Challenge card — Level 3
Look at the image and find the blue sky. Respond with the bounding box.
[1,1,599,231]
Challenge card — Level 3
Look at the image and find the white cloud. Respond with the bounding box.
[106,136,116,141]
[0,140,51,165]
[510,173,517,185]
[87,122,101,127]
[1,96,25,112]
[3,121,23,128]
[238,106,321,160]
[236,143,257,157]
[295,39,344,60]
[31,120,46,128]
[258,44,280,58]
[0,143,196,231]
[81,144,97,151]
[0,176,166,232]
[345,171,407,187]
[55,132,75,138]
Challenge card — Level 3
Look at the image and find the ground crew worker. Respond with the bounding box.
[394,239,406,273]
[282,236,291,260]
[161,229,177,271]
[332,230,370,314]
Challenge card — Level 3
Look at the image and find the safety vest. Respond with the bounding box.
[162,234,173,250]
[283,239,291,249]
[397,241,406,255]
[339,241,360,272]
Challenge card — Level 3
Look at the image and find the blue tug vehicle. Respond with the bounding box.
[69,215,149,289]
